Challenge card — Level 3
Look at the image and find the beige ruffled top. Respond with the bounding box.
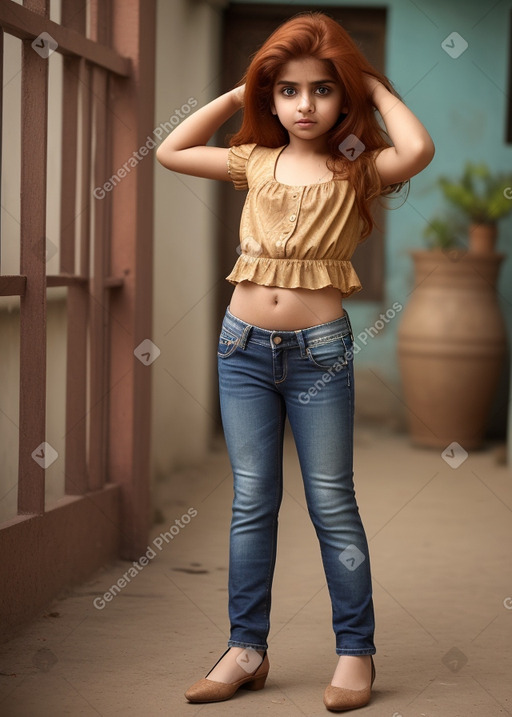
[226,143,364,296]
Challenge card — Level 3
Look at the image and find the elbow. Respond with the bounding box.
[415,136,435,171]
[399,137,435,180]
[155,144,169,168]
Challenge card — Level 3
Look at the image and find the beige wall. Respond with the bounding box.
[151,0,225,482]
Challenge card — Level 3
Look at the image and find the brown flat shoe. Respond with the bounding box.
[323,656,375,712]
[184,649,269,703]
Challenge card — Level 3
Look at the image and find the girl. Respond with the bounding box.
[157,11,434,712]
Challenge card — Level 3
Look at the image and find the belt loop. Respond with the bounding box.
[344,310,354,341]
[295,329,306,358]
[239,323,252,349]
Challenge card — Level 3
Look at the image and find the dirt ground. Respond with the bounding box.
[0,425,511,716]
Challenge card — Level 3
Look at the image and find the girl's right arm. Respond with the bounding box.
[155,86,244,180]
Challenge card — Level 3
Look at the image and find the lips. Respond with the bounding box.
[296,119,315,126]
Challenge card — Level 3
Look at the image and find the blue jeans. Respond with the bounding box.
[217,307,375,656]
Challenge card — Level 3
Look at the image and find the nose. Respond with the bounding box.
[297,92,314,113]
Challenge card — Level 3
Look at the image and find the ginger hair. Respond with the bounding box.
[230,11,406,238]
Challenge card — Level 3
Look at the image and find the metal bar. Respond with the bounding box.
[88,65,110,491]
[65,288,89,494]
[0,275,27,296]
[108,0,155,558]
[103,276,124,289]
[22,0,48,17]
[17,21,48,514]
[0,274,121,289]
[59,59,78,273]
[89,0,111,45]
[0,28,3,273]
[63,57,93,495]
[0,0,129,76]
[78,58,92,282]
[46,274,86,287]
[61,0,86,32]
[61,0,86,496]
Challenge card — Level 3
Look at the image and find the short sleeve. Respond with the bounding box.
[227,143,257,190]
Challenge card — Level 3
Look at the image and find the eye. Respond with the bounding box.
[315,86,331,95]
[281,87,296,97]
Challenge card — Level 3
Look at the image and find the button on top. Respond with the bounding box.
[273,336,282,345]
[289,214,296,222]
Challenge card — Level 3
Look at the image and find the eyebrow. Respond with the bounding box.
[275,79,336,86]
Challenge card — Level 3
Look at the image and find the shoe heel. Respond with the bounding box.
[242,674,267,691]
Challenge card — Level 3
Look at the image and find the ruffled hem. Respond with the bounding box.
[225,255,362,297]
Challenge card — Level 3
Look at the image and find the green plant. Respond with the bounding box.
[437,162,512,224]
[423,215,465,250]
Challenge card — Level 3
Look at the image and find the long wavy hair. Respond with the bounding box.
[230,11,406,238]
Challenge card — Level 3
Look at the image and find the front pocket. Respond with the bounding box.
[217,329,240,359]
[306,336,349,369]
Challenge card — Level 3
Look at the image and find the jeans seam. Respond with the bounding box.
[274,350,288,384]
[307,331,349,347]
[262,399,284,637]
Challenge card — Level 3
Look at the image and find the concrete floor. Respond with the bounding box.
[0,425,511,717]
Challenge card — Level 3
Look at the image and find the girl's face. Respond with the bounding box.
[272,57,345,146]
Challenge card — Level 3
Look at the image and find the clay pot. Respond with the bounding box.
[468,222,497,254]
[397,250,507,450]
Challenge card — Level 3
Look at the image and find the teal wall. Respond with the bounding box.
[233,0,512,385]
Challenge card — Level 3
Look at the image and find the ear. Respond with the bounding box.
[271,103,277,116]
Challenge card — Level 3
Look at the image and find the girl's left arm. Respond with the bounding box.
[366,77,435,186]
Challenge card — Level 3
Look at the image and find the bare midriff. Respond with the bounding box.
[229,280,344,331]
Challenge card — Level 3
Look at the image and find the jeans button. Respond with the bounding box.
[273,336,282,345]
